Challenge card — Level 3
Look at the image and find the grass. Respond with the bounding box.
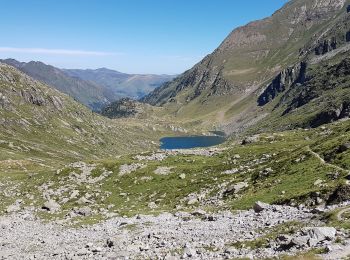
[322,206,350,230]
[1,119,349,223]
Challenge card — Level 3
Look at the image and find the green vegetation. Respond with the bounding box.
[1,117,349,222]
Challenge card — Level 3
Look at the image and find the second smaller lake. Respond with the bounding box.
[160,135,226,150]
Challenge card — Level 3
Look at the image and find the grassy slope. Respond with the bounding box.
[0,63,182,171]
[1,118,349,223]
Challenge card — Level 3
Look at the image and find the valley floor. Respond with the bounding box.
[1,120,350,259]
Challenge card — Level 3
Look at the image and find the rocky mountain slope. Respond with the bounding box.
[64,68,175,100]
[143,0,350,134]
[0,59,175,112]
[0,59,118,111]
[0,62,176,168]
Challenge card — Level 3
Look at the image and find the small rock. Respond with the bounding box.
[191,209,206,217]
[106,239,114,248]
[179,174,186,180]
[91,246,103,253]
[148,202,158,209]
[314,179,324,186]
[253,201,269,213]
[6,203,21,213]
[75,207,92,216]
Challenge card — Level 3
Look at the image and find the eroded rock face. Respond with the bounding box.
[310,102,350,127]
[327,185,350,204]
[315,37,338,55]
[258,62,307,106]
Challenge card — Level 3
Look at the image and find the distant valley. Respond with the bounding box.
[1,59,175,111]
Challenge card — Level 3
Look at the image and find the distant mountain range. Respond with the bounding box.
[0,59,175,111]
[64,68,176,101]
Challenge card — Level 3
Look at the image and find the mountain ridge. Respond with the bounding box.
[0,59,175,111]
[142,0,350,134]
[63,68,176,101]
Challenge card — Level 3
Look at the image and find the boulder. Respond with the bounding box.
[75,207,92,216]
[327,184,350,204]
[305,227,336,242]
[291,236,309,248]
[224,182,248,195]
[253,201,269,213]
[241,135,260,145]
[338,142,350,153]
[5,203,21,213]
[42,200,61,212]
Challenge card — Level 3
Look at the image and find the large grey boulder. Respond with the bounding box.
[305,227,336,242]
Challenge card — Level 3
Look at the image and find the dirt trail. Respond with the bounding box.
[307,147,349,174]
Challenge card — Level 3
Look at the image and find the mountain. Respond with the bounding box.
[143,0,350,134]
[0,62,168,166]
[63,68,176,100]
[0,59,118,111]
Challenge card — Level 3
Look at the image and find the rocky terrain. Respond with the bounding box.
[1,117,350,259]
[2,202,349,260]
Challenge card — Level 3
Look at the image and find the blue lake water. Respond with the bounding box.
[160,135,226,150]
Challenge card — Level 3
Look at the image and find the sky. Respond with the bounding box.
[0,0,289,74]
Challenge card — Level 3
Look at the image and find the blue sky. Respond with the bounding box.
[0,0,289,74]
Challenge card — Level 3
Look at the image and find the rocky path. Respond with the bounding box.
[336,207,350,221]
[0,204,319,260]
[307,146,349,174]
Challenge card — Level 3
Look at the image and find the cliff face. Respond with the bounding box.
[258,62,307,106]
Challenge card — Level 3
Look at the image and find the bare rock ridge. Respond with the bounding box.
[258,62,307,106]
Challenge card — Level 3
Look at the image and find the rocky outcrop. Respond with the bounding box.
[258,62,307,106]
[310,101,350,127]
[20,89,46,106]
[315,37,338,55]
[101,98,139,118]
